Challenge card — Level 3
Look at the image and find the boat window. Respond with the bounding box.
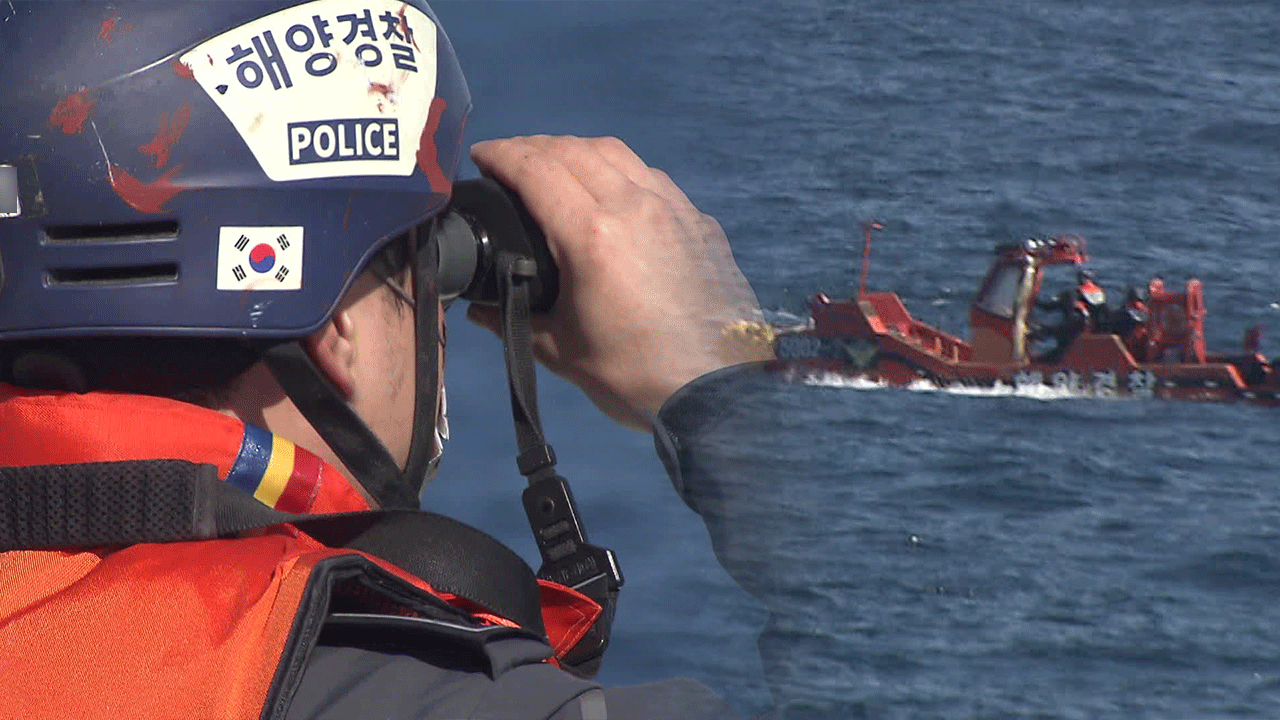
[975,265,1023,319]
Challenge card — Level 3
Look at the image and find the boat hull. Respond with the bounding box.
[770,329,1280,405]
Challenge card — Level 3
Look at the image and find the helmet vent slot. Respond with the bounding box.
[47,263,179,287]
[42,221,179,245]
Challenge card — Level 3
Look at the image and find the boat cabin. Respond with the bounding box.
[969,235,1208,365]
[969,236,1086,363]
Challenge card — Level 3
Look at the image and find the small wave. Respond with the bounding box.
[1148,550,1280,592]
[799,373,1104,402]
[1191,120,1280,150]
[799,372,889,392]
[935,381,1092,401]
[763,307,810,325]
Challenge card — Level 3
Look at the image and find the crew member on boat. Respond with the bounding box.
[1107,285,1152,360]
[1075,270,1108,331]
[1032,289,1090,362]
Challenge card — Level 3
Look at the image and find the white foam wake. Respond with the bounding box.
[798,371,1100,401]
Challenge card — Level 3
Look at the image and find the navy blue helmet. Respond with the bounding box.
[0,0,472,507]
[0,0,470,341]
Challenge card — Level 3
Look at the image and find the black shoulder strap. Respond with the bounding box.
[0,459,545,637]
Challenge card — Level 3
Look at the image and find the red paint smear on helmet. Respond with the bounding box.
[416,97,449,194]
[171,59,195,81]
[139,103,192,169]
[49,89,95,135]
[369,81,392,97]
[99,17,133,42]
[397,5,420,51]
[109,164,188,214]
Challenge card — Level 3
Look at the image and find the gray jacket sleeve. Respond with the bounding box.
[652,362,862,720]
[653,362,807,604]
[289,642,746,720]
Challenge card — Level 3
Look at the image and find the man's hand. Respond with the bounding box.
[466,135,773,431]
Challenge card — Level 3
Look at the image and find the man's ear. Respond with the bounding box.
[304,305,358,399]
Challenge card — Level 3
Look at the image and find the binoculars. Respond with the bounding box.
[436,178,559,313]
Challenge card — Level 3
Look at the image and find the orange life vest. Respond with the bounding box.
[0,384,601,718]
[1078,279,1106,310]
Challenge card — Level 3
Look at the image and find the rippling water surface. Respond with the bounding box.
[426,2,1280,717]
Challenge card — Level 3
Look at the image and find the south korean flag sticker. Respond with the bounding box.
[217,226,304,291]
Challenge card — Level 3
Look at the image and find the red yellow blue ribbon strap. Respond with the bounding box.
[225,423,321,513]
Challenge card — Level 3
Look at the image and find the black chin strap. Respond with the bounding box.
[264,228,441,511]
[263,341,419,508]
[402,224,442,497]
[496,252,624,675]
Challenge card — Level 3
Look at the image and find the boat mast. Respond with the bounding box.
[858,220,884,298]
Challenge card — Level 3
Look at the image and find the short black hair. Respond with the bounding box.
[0,336,263,405]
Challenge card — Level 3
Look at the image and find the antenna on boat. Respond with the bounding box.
[858,220,885,299]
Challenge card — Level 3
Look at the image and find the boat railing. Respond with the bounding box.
[1146,278,1206,364]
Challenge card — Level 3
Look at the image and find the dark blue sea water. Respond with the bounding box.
[424,2,1280,717]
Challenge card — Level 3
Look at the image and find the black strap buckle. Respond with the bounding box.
[523,474,624,594]
[523,473,623,678]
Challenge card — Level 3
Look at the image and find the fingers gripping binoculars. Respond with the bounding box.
[435,177,559,313]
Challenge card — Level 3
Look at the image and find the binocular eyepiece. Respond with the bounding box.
[435,177,559,313]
